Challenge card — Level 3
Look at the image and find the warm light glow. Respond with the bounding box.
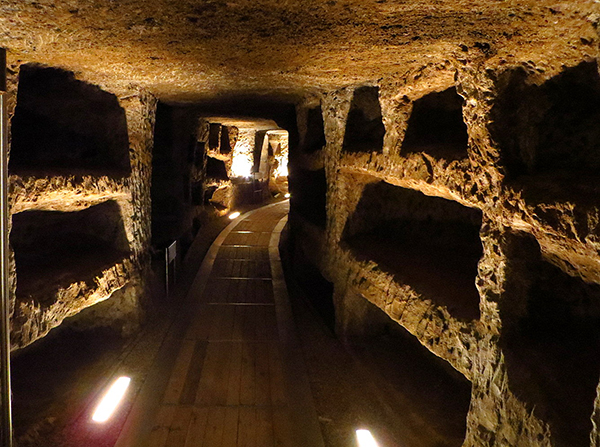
[284,193,291,198]
[274,160,288,177]
[229,211,241,220]
[92,376,131,423]
[231,154,253,177]
[356,429,379,447]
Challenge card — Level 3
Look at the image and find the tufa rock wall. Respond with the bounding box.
[290,48,600,446]
[7,63,157,349]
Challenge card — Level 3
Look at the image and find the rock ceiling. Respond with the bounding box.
[0,0,597,101]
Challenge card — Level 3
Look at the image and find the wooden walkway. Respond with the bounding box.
[116,202,324,447]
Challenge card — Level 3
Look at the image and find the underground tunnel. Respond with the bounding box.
[0,1,598,447]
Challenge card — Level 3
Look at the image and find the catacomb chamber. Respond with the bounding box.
[1,3,598,444]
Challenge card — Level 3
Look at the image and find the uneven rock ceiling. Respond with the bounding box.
[0,0,598,102]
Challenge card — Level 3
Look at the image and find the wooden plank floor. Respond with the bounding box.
[123,202,322,447]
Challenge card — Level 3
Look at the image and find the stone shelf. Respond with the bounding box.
[340,250,477,379]
[342,181,483,322]
[11,200,131,306]
[338,150,475,207]
[501,231,600,447]
[9,173,129,215]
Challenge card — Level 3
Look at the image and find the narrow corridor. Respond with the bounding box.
[115,201,324,447]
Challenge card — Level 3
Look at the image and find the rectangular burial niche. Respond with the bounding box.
[10,201,130,306]
[500,232,600,447]
[10,64,130,176]
[219,125,236,154]
[344,290,471,447]
[288,167,327,228]
[342,181,483,321]
[342,86,385,154]
[490,61,600,199]
[303,106,326,153]
[206,156,229,181]
[402,87,469,160]
[208,123,221,151]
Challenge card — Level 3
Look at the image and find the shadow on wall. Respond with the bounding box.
[288,167,327,228]
[10,200,131,307]
[342,180,483,321]
[490,61,600,203]
[501,232,600,447]
[303,105,326,154]
[10,64,130,176]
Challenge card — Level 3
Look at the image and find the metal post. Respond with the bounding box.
[165,249,169,297]
[0,47,13,447]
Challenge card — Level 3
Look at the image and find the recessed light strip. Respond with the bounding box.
[92,376,131,423]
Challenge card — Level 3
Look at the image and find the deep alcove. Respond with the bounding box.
[342,86,385,154]
[344,290,471,447]
[289,167,327,228]
[10,64,130,176]
[343,180,483,321]
[491,61,600,202]
[402,87,469,160]
[205,156,229,181]
[304,106,327,153]
[219,125,236,154]
[208,123,221,151]
[10,201,130,305]
[501,232,600,447]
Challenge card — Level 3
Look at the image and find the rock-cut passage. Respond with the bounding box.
[343,180,483,321]
[289,167,327,228]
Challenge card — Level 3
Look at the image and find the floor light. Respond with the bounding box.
[228,211,241,220]
[92,376,131,423]
[356,429,379,447]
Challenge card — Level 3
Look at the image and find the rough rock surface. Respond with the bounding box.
[291,49,600,446]
[0,0,596,101]
[7,66,156,349]
[0,1,598,446]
